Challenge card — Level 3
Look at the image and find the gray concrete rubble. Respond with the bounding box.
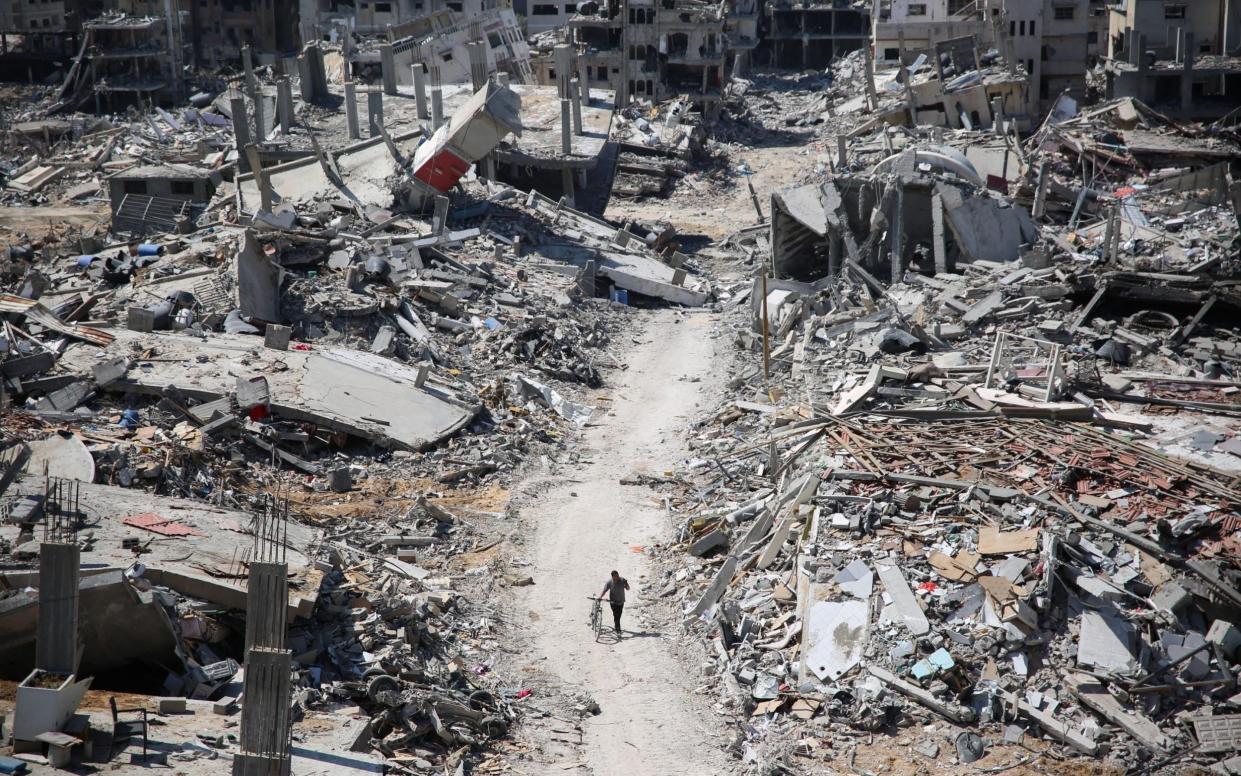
[3,4,1241,774]
[0,30,714,771]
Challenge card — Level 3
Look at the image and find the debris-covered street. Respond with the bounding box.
[3,0,1241,774]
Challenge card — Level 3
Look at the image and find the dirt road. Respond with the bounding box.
[516,308,733,776]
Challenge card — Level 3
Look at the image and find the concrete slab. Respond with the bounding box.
[1077,609,1140,675]
[805,600,869,681]
[58,329,479,451]
[23,434,95,482]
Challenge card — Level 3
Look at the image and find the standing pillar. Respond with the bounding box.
[1181,32,1195,118]
[560,98,572,154]
[252,89,266,142]
[413,62,429,119]
[1032,161,1049,220]
[35,543,81,675]
[932,191,950,274]
[836,134,847,170]
[431,85,444,130]
[890,183,904,284]
[242,44,257,95]
[297,50,314,101]
[991,96,1004,135]
[367,89,384,137]
[229,91,251,171]
[344,80,360,139]
[553,43,572,98]
[570,77,583,135]
[245,144,273,212]
[381,43,398,95]
[277,76,293,134]
[561,167,576,207]
[467,41,488,91]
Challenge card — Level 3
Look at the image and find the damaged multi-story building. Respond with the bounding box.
[0,0,100,79]
[762,0,869,70]
[873,0,1100,114]
[1104,0,1241,120]
[566,0,730,115]
[56,11,192,111]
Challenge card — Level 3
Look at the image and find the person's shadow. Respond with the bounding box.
[598,629,663,644]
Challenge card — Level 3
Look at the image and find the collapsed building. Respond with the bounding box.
[4,0,1241,771]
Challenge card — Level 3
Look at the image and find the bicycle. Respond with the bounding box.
[587,596,603,641]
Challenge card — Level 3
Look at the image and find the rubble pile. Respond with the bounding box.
[639,56,1241,776]
[0,61,709,769]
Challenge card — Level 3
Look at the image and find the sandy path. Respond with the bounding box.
[517,308,733,776]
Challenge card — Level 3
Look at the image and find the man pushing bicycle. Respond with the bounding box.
[596,570,630,636]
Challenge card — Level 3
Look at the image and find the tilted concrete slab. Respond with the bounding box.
[59,330,479,450]
[237,131,423,211]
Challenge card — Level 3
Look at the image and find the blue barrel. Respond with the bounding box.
[610,288,629,305]
[137,243,162,257]
[76,255,96,267]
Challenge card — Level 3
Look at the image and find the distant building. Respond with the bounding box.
[345,5,533,86]
[1104,0,1241,120]
[567,0,731,115]
[189,0,301,66]
[57,13,192,110]
[873,0,1093,116]
[0,0,98,79]
[763,0,869,70]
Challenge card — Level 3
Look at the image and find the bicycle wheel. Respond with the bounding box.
[591,600,602,641]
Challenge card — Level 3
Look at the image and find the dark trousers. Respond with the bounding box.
[609,602,624,632]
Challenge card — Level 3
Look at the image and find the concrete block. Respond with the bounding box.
[127,307,156,333]
[157,697,186,714]
[213,696,237,715]
[1209,620,1241,660]
[328,467,352,493]
[689,529,728,557]
[91,357,130,387]
[1151,581,1192,615]
[264,324,292,350]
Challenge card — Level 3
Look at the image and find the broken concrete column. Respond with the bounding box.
[561,98,572,154]
[561,167,575,207]
[467,41,488,91]
[1032,161,1049,220]
[276,76,293,134]
[991,96,1004,135]
[432,195,450,235]
[367,89,384,137]
[229,91,251,171]
[242,44,257,95]
[296,50,314,101]
[36,542,80,675]
[889,182,904,284]
[344,80,360,139]
[244,144,272,212]
[836,134,847,170]
[553,43,573,98]
[301,42,328,103]
[1181,31,1194,118]
[380,43,398,95]
[431,85,444,130]
[931,190,951,274]
[570,77,583,135]
[252,88,267,142]
[412,62,428,119]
